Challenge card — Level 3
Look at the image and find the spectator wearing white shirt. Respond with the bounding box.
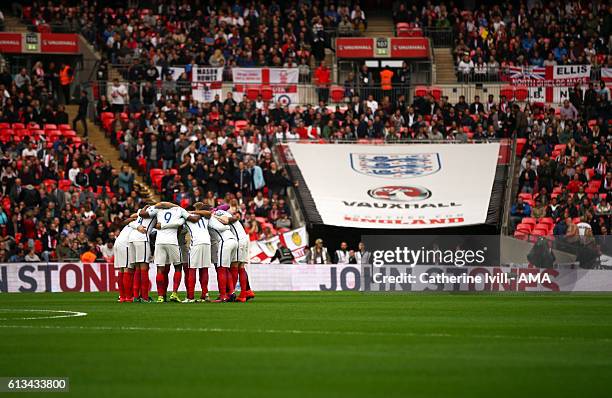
[109,79,128,113]
[457,55,474,81]
[68,161,81,185]
[366,94,378,113]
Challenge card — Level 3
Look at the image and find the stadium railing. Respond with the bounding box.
[422,27,455,48]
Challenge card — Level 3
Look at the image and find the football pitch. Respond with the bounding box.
[1,292,611,397]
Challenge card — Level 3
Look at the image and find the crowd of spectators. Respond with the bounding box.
[509,86,612,258]
[0,63,143,263]
[392,1,611,81]
[15,0,371,81]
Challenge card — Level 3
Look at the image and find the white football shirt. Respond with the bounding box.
[155,207,190,245]
[128,207,158,243]
[215,210,248,241]
[186,216,211,245]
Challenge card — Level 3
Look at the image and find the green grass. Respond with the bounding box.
[1,292,612,397]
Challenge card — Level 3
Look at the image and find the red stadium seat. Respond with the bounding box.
[44,124,57,130]
[516,224,533,233]
[538,218,554,227]
[515,86,529,101]
[150,168,164,180]
[500,86,514,100]
[137,157,147,171]
[152,175,163,191]
[63,130,77,138]
[59,179,72,191]
[521,217,536,226]
[12,123,25,130]
[514,231,528,240]
[261,86,274,102]
[48,130,62,142]
[27,122,40,129]
[515,138,527,155]
[0,123,10,130]
[58,124,72,131]
[414,86,428,97]
[430,87,442,101]
[330,86,345,102]
[246,87,260,101]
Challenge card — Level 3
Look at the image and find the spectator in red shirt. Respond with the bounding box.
[314,62,331,103]
[567,174,583,194]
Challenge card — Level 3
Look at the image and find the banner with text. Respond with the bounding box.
[504,65,591,103]
[287,143,500,229]
[192,67,223,103]
[232,68,299,106]
[1,263,611,292]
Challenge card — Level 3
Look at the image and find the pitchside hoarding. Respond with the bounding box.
[287,143,500,228]
[0,263,611,292]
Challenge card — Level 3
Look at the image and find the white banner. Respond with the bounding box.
[2,263,612,292]
[287,143,500,229]
[192,66,223,103]
[232,68,299,84]
[232,68,299,106]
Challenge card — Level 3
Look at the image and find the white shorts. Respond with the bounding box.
[189,244,212,269]
[235,239,249,263]
[217,239,238,268]
[154,243,181,267]
[114,244,130,269]
[129,241,151,266]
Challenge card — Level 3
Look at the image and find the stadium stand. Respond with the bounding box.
[1,0,611,263]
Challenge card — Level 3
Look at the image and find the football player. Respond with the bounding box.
[208,208,237,302]
[127,204,157,302]
[114,214,140,302]
[215,208,255,302]
[148,202,191,302]
[182,202,213,302]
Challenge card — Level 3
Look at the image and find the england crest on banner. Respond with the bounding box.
[350,153,441,178]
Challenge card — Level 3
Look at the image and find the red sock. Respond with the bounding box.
[163,267,170,295]
[118,270,124,299]
[173,270,182,292]
[199,268,209,297]
[133,269,141,299]
[239,268,249,297]
[141,268,150,300]
[156,272,164,297]
[216,267,227,298]
[187,269,196,300]
[230,267,239,289]
[226,267,235,295]
[123,271,134,300]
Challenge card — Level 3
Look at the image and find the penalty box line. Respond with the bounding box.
[0,324,610,343]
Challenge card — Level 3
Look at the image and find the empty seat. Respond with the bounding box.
[330,85,345,102]
[500,86,514,100]
[414,86,428,97]
[246,87,260,101]
[261,86,274,101]
[430,87,442,101]
[514,86,529,101]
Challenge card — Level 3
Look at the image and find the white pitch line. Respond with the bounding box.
[0,323,610,343]
[0,309,88,321]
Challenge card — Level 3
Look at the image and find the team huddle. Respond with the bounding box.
[113,201,254,303]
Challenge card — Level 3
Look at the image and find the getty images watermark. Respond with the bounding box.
[355,235,612,292]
